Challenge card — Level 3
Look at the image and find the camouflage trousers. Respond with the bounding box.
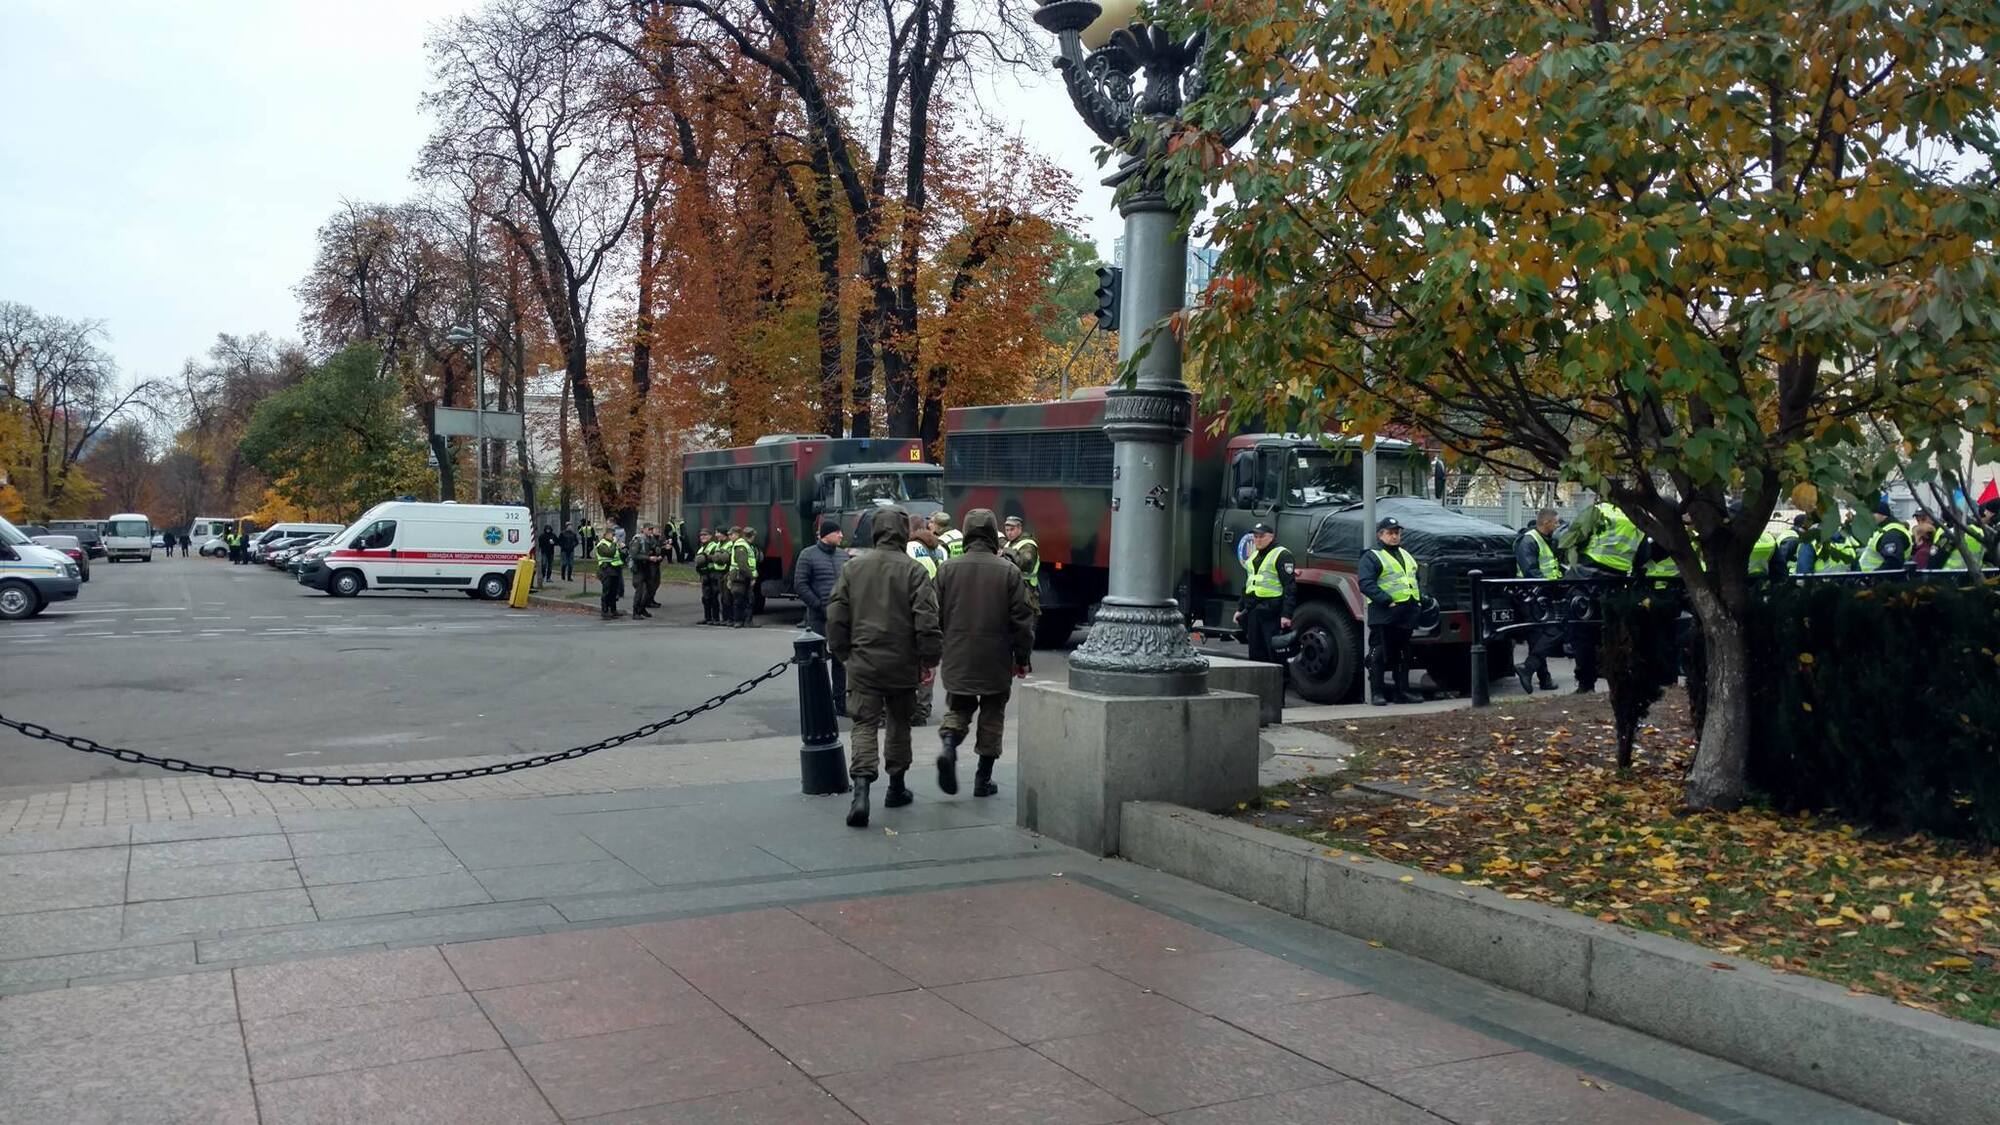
[911,677,933,725]
[938,689,1010,759]
[848,689,914,781]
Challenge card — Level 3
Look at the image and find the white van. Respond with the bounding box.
[189,516,233,555]
[101,513,154,562]
[0,515,82,619]
[297,501,530,599]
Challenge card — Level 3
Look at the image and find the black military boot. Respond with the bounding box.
[1369,676,1389,706]
[973,757,998,798]
[846,781,871,828]
[1516,662,1534,695]
[936,730,961,795]
[883,771,913,808]
[1392,668,1418,704]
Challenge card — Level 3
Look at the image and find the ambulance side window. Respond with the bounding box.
[353,520,397,550]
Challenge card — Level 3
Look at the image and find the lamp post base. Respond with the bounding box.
[1066,601,1209,697]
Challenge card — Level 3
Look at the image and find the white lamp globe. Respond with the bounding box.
[1079,0,1139,49]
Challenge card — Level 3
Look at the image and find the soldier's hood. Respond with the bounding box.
[963,509,1001,552]
[869,506,910,550]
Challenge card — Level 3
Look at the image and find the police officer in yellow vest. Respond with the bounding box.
[594,528,625,620]
[1234,521,1295,666]
[1858,502,1912,572]
[1001,515,1040,624]
[1558,500,1643,693]
[694,529,725,624]
[1359,516,1422,705]
[1940,515,1992,571]
[931,511,964,557]
[1512,507,1563,694]
[727,527,758,627]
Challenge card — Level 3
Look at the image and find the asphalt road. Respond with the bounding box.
[0,554,815,791]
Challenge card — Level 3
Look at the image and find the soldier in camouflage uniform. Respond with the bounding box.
[1002,515,1041,623]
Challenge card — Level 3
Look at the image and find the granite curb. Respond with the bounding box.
[1118,800,2000,1125]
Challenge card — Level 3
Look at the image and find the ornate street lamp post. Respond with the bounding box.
[1036,0,1212,697]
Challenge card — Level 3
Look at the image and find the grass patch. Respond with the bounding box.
[1234,692,1999,1026]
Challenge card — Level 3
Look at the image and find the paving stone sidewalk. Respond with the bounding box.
[0,756,1890,1124]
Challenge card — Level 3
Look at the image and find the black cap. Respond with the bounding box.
[1250,522,1276,534]
[1791,513,1811,529]
[1377,517,1403,531]
[817,519,840,538]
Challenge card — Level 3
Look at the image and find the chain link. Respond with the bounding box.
[0,660,794,787]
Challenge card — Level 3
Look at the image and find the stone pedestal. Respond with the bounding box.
[1015,681,1260,856]
[1202,656,1284,726]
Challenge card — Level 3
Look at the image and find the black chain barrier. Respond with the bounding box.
[0,659,794,787]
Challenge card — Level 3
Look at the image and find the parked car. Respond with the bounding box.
[0,516,81,619]
[29,534,89,582]
[151,532,167,549]
[200,536,229,557]
[45,521,106,559]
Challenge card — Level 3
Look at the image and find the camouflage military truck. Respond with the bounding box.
[681,435,942,610]
[943,395,1518,702]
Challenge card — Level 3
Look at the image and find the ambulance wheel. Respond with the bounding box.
[1288,601,1361,704]
[0,581,41,620]
[329,569,365,598]
[476,573,508,600]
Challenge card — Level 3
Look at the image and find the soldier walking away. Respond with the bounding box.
[728,527,758,627]
[1513,507,1563,694]
[695,529,725,624]
[1001,515,1041,629]
[1233,521,1294,665]
[594,527,625,619]
[178,531,191,557]
[932,511,964,558]
[906,515,943,726]
[826,506,941,828]
[794,519,849,716]
[934,509,1034,799]
[557,522,578,581]
[537,525,557,585]
[1558,499,1642,692]
[1359,516,1423,706]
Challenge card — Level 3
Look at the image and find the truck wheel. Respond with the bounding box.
[1289,602,1361,704]
[477,573,508,600]
[0,581,41,620]
[1034,610,1078,649]
[329,569,365,598]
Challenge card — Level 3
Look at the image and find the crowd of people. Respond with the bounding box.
[1510,495,2000,695]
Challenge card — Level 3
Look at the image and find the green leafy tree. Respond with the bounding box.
[1163,0,2000,808]
[241,345,432,521]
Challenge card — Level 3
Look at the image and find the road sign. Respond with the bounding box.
[435,407,523,442]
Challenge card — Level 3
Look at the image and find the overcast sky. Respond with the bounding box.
[0,0,1117,390]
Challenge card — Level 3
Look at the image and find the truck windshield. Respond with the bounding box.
[105,519,150,538]
[903,473,942,502]
[849,474,902,505]
[1287,449,1429,506]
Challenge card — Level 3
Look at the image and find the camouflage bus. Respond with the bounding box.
[943,394,1518,702]
[681,435,942,610]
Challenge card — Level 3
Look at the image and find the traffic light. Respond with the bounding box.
[1093,266,1122,332]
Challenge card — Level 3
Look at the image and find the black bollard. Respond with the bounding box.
[1467,569,1490,707]
[795,631,850,795]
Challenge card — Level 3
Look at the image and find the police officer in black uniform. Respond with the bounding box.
[1358,516,1422,705]
[1233,522,1294,664]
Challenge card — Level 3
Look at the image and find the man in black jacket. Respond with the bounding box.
[1358,516,1423,705]
[794,519,848,715]
[537,526,557,587]
[557,523,579,582]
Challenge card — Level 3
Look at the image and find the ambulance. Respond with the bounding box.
[296,501,530,600]
[0,515,83,619]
